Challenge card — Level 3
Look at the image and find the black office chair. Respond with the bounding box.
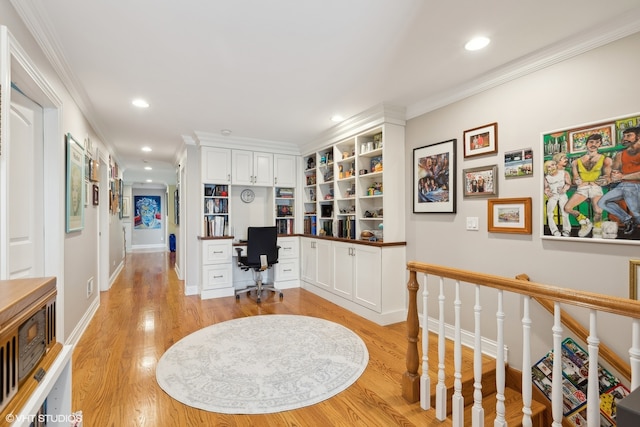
[235,226,283,303]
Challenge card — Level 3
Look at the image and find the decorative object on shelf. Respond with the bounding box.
[240,188,255,203]
[487,197,532,234]
[370,156,382,172]
[66,133,85,232]
[93,184,99,206]
[307,157,315,169]
[413,139,456,213]
[463,122,498,158]
[504,148,533,178]
[541,112,640,243]
[462,164,498,198]
[630,259,640,299]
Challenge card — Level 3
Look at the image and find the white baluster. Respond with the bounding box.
[494,290,506,427]
[521,296,532,427]
[631,319,640,391]
[587,310,599,427]
[420,274,430,410]
[436,277,447,420]
[473,285,484,427]
[453,280,464,427]
[551,303,563,427]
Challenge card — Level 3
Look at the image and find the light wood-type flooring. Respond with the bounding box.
[71,251,525,426]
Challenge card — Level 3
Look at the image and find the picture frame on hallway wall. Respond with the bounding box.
[66,133,85,233]
[630,259,640,299]
[413,139,456,213]
[463,122,498,158]
[462,165,498,198]
[541,112,640,243]
[487,197,532,234]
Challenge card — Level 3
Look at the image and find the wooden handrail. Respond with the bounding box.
[516,273,632,382]
[407,261,640,319]
[403,261,640,404]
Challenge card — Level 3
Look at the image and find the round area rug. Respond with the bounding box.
[156,314,369,414]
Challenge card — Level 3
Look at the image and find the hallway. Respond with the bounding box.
[70,251,423,426]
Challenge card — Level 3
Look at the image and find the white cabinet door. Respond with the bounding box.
[232,150,274,186]
[202,147,231,184]
[300,238,317,284]
[232,149,254,185]
[315,239,333,290]
[253,151,274,186]
[332,242,354,298]
[353,245,381,311]
[274,154,297,187]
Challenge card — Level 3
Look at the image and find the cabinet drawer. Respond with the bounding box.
[202,240,232,264]
[277,237,299,259]
[276,258,299,281]
[202,264,232,290]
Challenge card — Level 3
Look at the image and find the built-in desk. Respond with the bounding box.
[199,236,300,300]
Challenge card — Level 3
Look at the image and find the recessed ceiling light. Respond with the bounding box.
[146,179,153,183]
[331,115,344,123]
[144,166,152,170]
[465,36,490,51]
[221,129,232,136]
[142,146,152,152]
[132,99,150,108]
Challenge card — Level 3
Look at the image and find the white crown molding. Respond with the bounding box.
[192,131,301,155]
[406,10,640,120]
[10,0,112,150]
[300,103,406,155]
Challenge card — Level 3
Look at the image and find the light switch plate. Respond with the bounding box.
[466,217,479,231]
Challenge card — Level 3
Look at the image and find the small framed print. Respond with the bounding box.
[462,165,498,198]
[463,122,498,158]
[630,259,640,299]
[488,197,532,234]
[92,184,99,206]
[504,148,533,178]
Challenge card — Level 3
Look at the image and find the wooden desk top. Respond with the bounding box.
[0,277,56,329]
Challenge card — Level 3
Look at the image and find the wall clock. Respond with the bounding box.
[240,188,255,203]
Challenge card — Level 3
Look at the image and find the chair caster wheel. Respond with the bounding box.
[279,293,284,300]
[235,294,240,301]
[257,298,261,303]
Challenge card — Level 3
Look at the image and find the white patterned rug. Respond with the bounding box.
[156,314,369,414]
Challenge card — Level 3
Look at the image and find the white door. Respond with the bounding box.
[231,149,253,185]
[201,146,231,184]
[8,88,44,278]
[274,154,296,187]
[253,152,273,186]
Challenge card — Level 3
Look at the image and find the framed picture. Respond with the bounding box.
[541,112,640,243]
[66,133,85,232]
[463,122,498,158]
[134,195,162,229]
[488,197,532,234]
[462,165,498,198]
[630,259,640,300]
[92,184,99,206]
[413,139,456,213]
[122,196,130,217]
[504,148,533,178]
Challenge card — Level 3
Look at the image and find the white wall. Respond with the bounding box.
[405,32,640,371]
[1,2,125,343]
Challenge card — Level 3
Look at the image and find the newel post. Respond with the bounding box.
[403,268,420,402]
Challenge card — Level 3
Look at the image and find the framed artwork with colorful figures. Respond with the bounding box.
[541,112,640,244]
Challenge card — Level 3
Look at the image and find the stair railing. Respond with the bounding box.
[403,261,640,427]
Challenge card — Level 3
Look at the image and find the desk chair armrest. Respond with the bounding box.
[235,247,243,267]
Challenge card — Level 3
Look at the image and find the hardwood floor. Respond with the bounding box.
[72,251,436,426]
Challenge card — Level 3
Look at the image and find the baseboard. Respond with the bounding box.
[109,259,124,288]
[131,244,167,252]
[65,296,100,347]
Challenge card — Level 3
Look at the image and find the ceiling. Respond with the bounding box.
[11,1,640,186]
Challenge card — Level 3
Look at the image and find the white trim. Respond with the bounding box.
[65,297,99,347]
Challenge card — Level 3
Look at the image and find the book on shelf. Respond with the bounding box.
[276,188,294,198]
[205,215,226,237]
[276,218,294,235]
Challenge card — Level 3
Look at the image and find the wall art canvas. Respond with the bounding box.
[134,195,162,229]
[413,139,456,213]
[66,133,84,232]
[542,113,640,243]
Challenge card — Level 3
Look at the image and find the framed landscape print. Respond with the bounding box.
[541,113,640,243]
[413,139,456,213]
[488,197,532,234]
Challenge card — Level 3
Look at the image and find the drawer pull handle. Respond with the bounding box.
[213,275,223,279]
[283,269,292,272]
[213,251,223,254]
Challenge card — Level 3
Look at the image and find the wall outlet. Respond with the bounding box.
[87,277,94,298]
